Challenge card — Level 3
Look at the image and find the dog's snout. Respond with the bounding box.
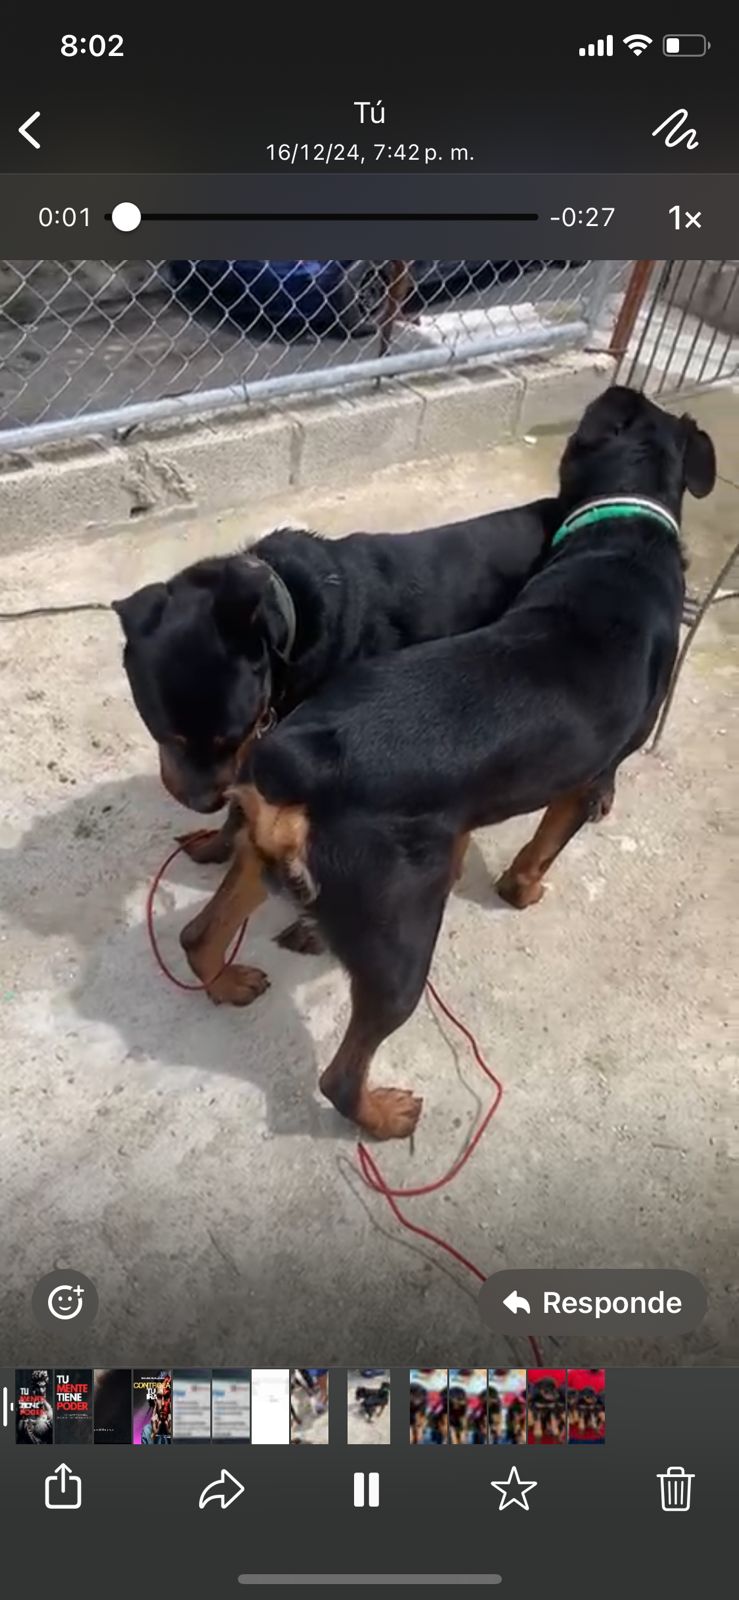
[158,746,225,813]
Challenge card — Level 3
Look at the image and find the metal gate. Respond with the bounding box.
[613,259,739,395]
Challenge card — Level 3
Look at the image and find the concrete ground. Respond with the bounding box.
[0,390,736,1371]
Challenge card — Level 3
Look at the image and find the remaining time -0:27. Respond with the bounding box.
[551,207,615,227]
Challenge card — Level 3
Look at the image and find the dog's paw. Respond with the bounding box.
[206,965,270,1007]
[496,870,545,909]
[358,1087,423,1141]
[586,790,614,824]
[274,918,326,956]
[176,829,233,865]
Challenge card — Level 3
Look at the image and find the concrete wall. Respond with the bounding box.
[666,261,739,335]
[0,349,614,554]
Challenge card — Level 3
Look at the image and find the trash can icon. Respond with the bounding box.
[657,1466,694,1511]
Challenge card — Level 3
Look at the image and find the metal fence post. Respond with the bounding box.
[584,259,621,343]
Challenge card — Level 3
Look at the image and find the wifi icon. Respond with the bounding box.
[623,33,653,55]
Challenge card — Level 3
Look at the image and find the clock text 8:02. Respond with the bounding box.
[39,208,90,228]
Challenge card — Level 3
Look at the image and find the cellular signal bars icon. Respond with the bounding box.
[579,35,613,57]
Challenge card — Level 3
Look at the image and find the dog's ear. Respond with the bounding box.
[211,559,274,655]
[680,415,717,498]
[213,558,293,658]
[112,583,167,639]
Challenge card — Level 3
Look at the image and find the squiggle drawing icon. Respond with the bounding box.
[652,108,699,150]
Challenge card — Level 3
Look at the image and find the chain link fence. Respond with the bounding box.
[614,259,739,395]
[0,258,626,451]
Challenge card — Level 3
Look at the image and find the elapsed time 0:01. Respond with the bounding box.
[39,207,90,227]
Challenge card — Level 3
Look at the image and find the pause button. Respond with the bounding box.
[353,1471,380,1508]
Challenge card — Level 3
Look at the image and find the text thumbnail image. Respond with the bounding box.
[173,1370,213,1442]
[93,1369,131,1444]
[133,1370,173,1445]
[527,1369,567,1444]
[348,1370,391,1444]
[449,1369,488,1444]
[291,1370,329,1444]
[54,1369,93,1445]
[567,1369,606,1443]
[212,1369,251,1442]
[488,1369,527,1445]
[16,1369,53,1445]
[252,1370,290,1445]
[410,1369,448,1444]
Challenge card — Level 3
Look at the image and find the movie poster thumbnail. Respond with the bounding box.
[132,1370,173,1445]
[348,1370,391,1445]
[16,1370,53,1445]
[54,1369,93,1445]
[173,1370,212,1442]
[291,1370,329,1444]
[567,1369,606,1443]
[449,1369,488,1444]
[487,1369,527,1445]
[212,1370,251,1442]
[409,1369,448,1444]
[93,1369,131,1444]
[527,1369,567,1444]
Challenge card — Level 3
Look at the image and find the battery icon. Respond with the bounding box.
[663,34,710,56]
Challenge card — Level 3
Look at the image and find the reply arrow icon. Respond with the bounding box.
[503,1290,531,1315]
[198,1468,245,1510]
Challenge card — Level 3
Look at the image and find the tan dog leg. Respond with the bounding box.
[180,836,269,1006]
[496,787,594,909]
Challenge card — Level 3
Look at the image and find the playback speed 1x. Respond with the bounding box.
[266,142,475,165]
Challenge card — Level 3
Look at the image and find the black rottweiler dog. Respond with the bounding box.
[355,1381,391,1421]
[114,503,559,849]
[184,387,715,1136]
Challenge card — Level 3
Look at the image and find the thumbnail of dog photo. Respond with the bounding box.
[409,1369,448,1444]
[173,1370,212,1442]
[567,1368,606,1443]
[54,1369,93,1445]
[16,1370,53,1445]
[449,1369,488,1444]
[527,1369,567,1444]
[93,1369,131,1444]
[132,1370,173,1445]
[348,1370,391,1444]
[290,1370,329,1444]
[487,1369,527,1445]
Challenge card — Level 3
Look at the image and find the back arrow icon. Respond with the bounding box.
[19,112,41,149]
[198,1468,245,1510]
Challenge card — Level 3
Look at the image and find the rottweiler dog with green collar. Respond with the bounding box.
[191,387,715,1139]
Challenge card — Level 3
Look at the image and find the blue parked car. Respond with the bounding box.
[166,259,499,337]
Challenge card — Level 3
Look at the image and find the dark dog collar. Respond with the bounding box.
[552,496,681,551]
[266,564,297,661]
[244,554,297,660]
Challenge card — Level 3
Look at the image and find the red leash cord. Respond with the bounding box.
[147,836,543,1366]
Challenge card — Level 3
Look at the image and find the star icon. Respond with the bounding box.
[490,1463,538,1510]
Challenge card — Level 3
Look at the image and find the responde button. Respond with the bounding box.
[478,1269,707,1336]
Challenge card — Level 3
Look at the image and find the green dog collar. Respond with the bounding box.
[551,497,681,551]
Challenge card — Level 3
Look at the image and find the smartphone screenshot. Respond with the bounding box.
[0,16,735,1594]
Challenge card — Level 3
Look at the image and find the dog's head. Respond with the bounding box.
[114,555,293,813]
[559,385,716,515]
